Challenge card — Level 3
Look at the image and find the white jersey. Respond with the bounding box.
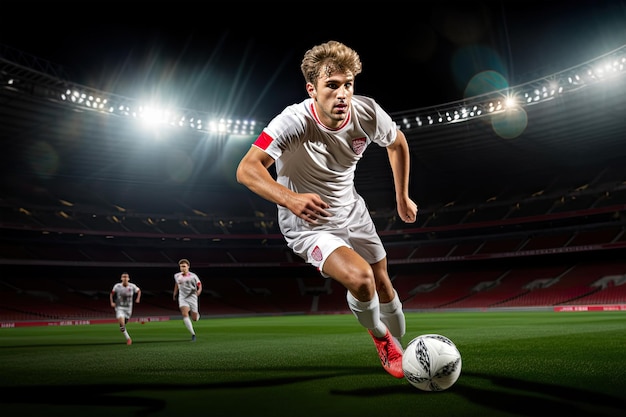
[253,95,398,223]
[251,95,397,272]
[174,272,201,300]
[111,283,140,308]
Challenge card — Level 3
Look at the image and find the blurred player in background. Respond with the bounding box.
[110,272,141,345]
[236,40,418,378]
[173,258,202,341]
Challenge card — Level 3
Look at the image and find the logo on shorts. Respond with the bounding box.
[311,245,323,262]
[351,137,366,155]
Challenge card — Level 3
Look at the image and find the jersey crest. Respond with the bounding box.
[351,137,367,155]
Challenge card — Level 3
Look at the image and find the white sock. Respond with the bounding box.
[183,316,195,335]
[346,290,386,337]
[120,326,130,340]
[380,290,406,343]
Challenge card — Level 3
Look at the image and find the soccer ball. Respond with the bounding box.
[402,334,462,392]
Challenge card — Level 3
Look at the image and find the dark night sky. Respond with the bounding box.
[2,1,626,123]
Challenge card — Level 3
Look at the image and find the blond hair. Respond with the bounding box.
[300,40,362,85]
[178,259,190,266]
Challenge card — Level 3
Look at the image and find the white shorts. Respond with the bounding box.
[280,194,386,277]
[115,306,132,320]
[179,296,199,313]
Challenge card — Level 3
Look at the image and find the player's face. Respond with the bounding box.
[307,70,354,129]
[179,263,189,274]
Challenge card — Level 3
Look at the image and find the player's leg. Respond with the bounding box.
[323,247,403,378]
[180,305,196,340]
[342,200,405,346]
[117,310,132,344]
[324,246,380,327]
[190,298,200,322]
[371,258,406,348]
[188,299,200,341]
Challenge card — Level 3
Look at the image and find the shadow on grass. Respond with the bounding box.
[331,370,626,417]
[2,369,625,417]
[1,369,359,416]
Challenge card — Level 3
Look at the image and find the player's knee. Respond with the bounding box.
[349,271,376,300]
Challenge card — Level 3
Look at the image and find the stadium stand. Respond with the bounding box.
[1,43,626,322]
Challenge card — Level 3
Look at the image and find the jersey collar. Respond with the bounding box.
[309,101,351,131]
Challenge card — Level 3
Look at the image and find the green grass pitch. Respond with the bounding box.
[1,311,625,417]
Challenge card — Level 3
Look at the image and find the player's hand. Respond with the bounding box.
[398,197,419,223]
[288,193,331,224]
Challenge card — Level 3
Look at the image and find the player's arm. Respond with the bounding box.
[386,129,418,223]
[236,146,330,223]
[135,287,141,303]
[173,283,179,300]
[196,280,202,297]
[109,290,116,308]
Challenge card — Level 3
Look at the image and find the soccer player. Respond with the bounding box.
[110,272,141,345]
[236,40,418,378]
[173,258,202,341]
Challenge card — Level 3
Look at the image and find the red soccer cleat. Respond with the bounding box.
[368,329,404,378]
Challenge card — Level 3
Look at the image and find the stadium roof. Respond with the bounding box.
[1,1,626,220]
[1,45,625,220]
